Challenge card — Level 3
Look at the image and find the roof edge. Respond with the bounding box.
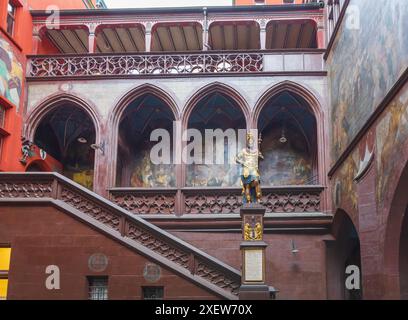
[30,3,324,17]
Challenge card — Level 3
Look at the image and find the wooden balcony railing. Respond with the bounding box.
[110,185,324,215]
[26,50,324,79]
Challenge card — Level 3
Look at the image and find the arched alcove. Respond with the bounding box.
[256,90,317,186]
[116,93,176,188]
[185,91,246,187]
[33,104,96,189]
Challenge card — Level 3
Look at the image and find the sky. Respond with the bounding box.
[103,0,233,9]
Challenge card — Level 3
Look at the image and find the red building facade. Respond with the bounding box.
[0,0,407,300]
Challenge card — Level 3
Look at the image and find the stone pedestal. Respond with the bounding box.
[239,204,275,300]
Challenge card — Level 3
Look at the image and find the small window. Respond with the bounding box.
[254,0,265,5]
[0,247,12,300]
[7,3,17,36]
[88,277,108,300]
[142,286,164,300]
[283,0,295,4]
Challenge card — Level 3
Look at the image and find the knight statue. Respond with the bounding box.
[235,132,264,204]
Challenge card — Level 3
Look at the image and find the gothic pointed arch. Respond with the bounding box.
[110,84,179,188]
[26,93,99,190]
[253,81,327,188]
[182,82,250,188]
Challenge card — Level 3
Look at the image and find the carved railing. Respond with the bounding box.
[109,185,324,215]
[109,188,177,215]
[0,173,240,299]
[27,52,263,78]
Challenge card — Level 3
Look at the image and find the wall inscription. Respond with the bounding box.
[244,249,263,282]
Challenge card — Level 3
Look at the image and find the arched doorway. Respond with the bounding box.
[383,159,408,299]
[185,91,247,187]
[115,93,176,188]
[327,210,363,300]
[400,206,408,299]
[33,104,96,189]
[256,90,318,186]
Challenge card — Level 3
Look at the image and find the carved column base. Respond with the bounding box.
[239,284,271,300]
[239,204,276,300]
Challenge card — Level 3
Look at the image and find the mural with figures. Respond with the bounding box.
[376,82,408,206]
[328,0,408,161]
[259,126,313,186]
[0,36,23,107]
[117,140,176,188]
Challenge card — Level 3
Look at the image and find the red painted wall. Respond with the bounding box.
[0,204,218,300]
[28,0,96,10]
[0,0,93,173]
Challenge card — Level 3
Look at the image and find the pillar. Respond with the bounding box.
[239,204,275,300]
[259,20,267,50]
[145,22,152,52]
[87,23,99,54]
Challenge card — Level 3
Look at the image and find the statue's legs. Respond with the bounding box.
[245,184,251,203]
[254,180,262,200]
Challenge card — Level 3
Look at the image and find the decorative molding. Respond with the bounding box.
[27,52,263,78]
[0,181,53,198]
[127,224,190,268]
[196,259,241,295]
[61,187,121,231]
[110,189,176,215]
[183,186,323,215]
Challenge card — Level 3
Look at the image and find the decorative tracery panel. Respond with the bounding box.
[28,53,263,77]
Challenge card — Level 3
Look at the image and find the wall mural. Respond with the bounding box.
[186,136,241,187]
[333,150,359,220]
[376,82,408,206]
[259,126,313,186]
[117,139,176,188]
[328,0,408,161]
[130,147,175,188]
[0,36,23,107]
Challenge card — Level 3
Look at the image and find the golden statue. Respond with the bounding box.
[235,132,264,203]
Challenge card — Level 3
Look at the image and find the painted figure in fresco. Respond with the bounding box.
[235,133,263,204]
[0,38,23,106]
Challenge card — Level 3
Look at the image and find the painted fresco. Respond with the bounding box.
[333,150,359,217]
[328,0,408,161]
[0,36,23,107]
[259,127,313,186]
[129,146,176,188]
[187,163,241,187]
[376,82,408,206]
[117,138,175,188]
[186,139,241,187]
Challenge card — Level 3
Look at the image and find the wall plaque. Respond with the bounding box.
[88,253,109,272]
[244,249,264,282]
[143,263,161,282]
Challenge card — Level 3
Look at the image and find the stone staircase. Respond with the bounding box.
[0,172,241,300]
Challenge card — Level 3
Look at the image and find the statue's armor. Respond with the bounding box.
[236,149,260,180]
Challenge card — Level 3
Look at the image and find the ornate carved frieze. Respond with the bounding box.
[184,192,241,214]
[196,260,240,295]
[110,191,176,215]
[0,181,53,198]
[28,53,263,78]
[183,187,323,214]
[61,187,121,231]
[260,189,322,213]
[127,224,190,268]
